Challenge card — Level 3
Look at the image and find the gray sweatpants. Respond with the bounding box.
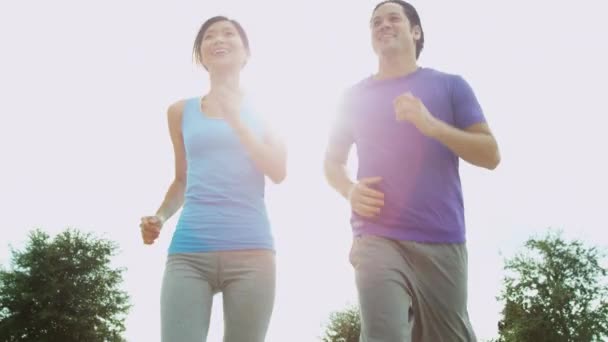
[350,235,477,342]
[160,249,275,342]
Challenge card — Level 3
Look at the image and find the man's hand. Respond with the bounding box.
[348,177,385,218]
[393,92,438,137]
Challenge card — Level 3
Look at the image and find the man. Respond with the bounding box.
[324,1,500,341]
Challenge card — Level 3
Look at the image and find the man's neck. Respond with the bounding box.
[376,52,418,80]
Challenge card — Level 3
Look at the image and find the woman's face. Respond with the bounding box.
[200,20,249,72]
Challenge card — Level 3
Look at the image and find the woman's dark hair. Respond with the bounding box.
[192,16,250,66]
[373,0,424,59]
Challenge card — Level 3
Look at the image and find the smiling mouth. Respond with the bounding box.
[212,48,229,56]
[378,33,396,41]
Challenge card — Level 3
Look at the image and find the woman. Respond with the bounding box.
[139,16,286,342]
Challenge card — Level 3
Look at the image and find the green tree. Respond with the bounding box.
[496,230,608,342]
[321,304,361,342]
[0,228,131,342]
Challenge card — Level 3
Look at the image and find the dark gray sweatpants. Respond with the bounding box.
[350,235,477,342]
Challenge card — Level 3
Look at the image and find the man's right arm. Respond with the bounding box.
[324,155,355,200]
[324,156,385,218]
[323,103,384,218]
[324,92,357,198]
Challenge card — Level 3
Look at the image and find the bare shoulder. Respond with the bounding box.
[168,99,187,119]
[166,100,189,137]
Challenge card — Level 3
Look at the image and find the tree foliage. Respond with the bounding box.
[496,230,608,342]
[0,228,131,342]
[321,304,361,342]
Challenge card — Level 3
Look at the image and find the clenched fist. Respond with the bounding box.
[139,216,163,245]
[393,92,438,137]
[348,177,385,218]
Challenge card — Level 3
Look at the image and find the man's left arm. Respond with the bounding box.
[429,120,500,170]
[394,75,500,170]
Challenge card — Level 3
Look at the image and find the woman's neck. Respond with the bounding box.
[207,69,241,97]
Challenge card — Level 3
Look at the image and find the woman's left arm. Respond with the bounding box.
[229,118,287,183]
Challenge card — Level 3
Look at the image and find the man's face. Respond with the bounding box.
[370,3,420,57]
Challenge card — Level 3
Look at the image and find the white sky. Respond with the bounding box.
[1,0,607,341]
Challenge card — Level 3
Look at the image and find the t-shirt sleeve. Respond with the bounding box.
[325,93,355,165]
[451,75,487,129]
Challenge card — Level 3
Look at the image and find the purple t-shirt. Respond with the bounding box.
[326,67,486,243]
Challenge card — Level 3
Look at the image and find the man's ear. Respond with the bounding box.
[412,25,422,41]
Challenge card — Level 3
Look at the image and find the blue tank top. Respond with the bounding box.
[168,97,274,254]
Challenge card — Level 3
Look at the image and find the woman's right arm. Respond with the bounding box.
[140,100,187,244]
[155,100,187,223]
